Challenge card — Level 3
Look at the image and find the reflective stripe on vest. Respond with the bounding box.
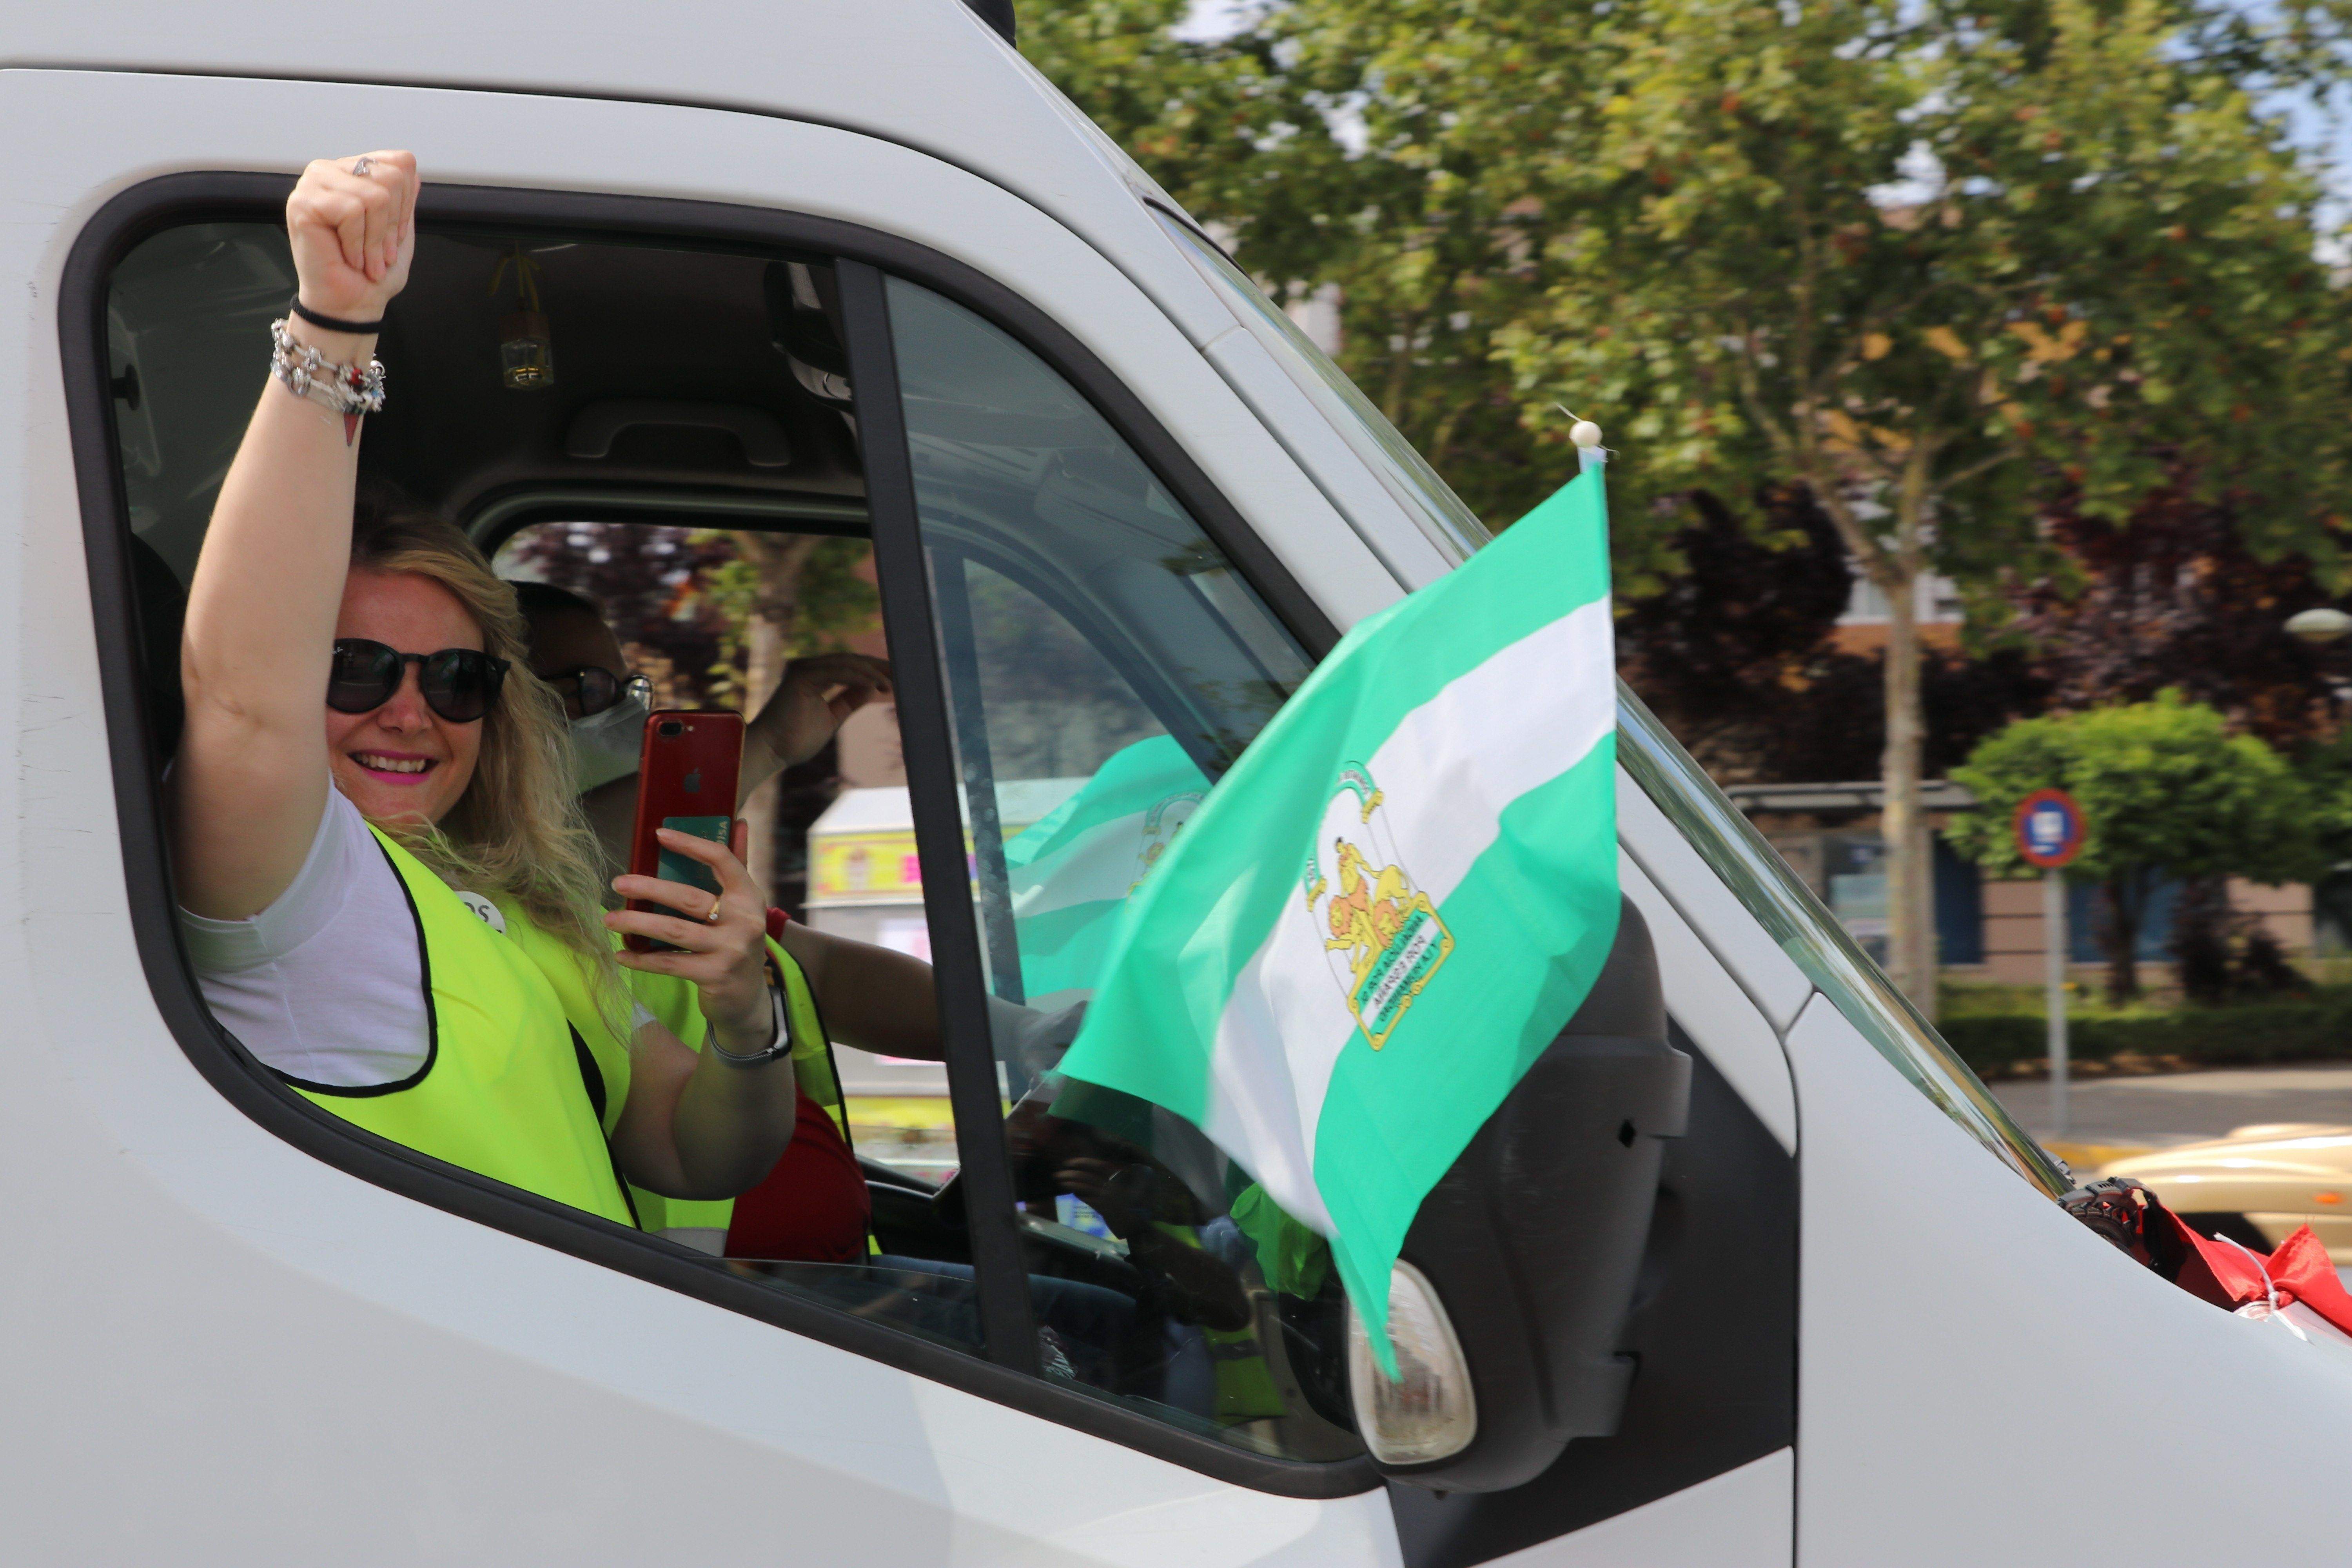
[283,829,636,1228]
[620,938,837,1241]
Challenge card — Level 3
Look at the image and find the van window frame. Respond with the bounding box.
[60,171,1363,1499]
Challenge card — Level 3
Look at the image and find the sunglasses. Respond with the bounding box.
[327,639,510,723]
[541,665,654,720]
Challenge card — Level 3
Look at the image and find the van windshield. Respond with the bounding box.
[1617,687,2071,1197]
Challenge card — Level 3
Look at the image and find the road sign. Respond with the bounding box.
[2013,786,2086,1140]
[2014,788,2085,869]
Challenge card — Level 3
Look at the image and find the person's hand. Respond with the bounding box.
[1054,1154,1205,1237]
[285,151,418,325]
[746,653,893,775]
[607,820,775,1053]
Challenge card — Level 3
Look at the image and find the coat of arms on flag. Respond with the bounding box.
[1305,764,1452,1049]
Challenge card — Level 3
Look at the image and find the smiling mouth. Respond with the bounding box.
[352,752,438,778]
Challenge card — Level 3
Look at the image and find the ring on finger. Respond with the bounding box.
[705,897,724,926]
[351,155,374,176]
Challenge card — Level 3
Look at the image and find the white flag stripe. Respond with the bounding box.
[1198,942,1339,1237]
[1361,597,1616,906]
[1204,847,1365,1229]
[1009,805,1152,920]
[1202,596,1617,1206]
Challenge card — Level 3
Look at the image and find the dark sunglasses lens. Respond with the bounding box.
[573,666,621,717]
[422,651,501,722]
[326,641,401,713]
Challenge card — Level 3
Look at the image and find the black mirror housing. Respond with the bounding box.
[1374,896,1689,1493]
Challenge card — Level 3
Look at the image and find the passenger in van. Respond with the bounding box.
[173,152,801,1225]
[514,579,897,1256]
[517,581,1091,1076]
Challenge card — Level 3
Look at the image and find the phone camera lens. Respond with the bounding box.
[657,720,684,737]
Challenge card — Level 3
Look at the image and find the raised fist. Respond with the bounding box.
[285,151,418,324]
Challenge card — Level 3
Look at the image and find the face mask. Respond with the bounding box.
[568,690,650,795]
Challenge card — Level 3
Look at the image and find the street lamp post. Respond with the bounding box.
[2288,606,2352,712]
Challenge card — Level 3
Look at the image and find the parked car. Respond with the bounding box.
[2102,1125,2352,1260]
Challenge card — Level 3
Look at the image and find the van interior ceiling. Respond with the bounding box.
[107,220,870,583]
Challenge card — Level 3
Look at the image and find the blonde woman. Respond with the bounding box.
[173,151,798,1221]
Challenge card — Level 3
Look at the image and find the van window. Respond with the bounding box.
[104,218,1024,1365]
[883,274,1363,1459]
[1616,687,2068,1195]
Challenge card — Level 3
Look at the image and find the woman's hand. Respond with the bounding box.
[742,653,894,793]
[608,821,776,1054]
[286,151,419,323]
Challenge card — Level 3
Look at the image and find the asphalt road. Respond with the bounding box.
[1990,1063,2352,1150]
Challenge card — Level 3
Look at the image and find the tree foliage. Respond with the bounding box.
[1029,0,2352,1009]
[1999,474,2349,745]
[1948,693,2316,998]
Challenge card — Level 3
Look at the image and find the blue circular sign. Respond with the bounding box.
[2014,788,2085,868]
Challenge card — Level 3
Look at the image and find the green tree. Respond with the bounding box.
[1492,0,2352,1016]
[1034,0,2352,1014]
[1947,694,2315,1002]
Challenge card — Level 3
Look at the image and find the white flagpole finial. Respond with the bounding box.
[1558,405,1605,468]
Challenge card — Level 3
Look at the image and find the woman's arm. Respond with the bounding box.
[174,152,417,919]
[736,653,893,808]
[771,922,943,1059]
[606,823,800,1198]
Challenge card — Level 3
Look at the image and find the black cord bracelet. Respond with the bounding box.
[289,297,385,334]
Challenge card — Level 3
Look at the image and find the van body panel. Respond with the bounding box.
[1481,1449,1791,1568]
[1784,989,2352,1563]
[0,0,1237,337]
[1616,771,1815,1032]
[1619,851,1797,1154]
[1198,325,1460,589]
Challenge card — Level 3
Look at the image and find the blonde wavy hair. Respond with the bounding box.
[348,496,615,978]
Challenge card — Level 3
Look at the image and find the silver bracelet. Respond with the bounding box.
[268,318,386,416]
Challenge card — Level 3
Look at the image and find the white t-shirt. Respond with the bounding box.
[179,789,437,1089]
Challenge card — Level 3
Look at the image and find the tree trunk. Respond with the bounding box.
[1880,568,1938,1019]
[2101,873,2143,1005]
[734,533,823,901]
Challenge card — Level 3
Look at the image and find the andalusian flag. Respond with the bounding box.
[1057,461,1620,1358]
[1006,735,1207,1010]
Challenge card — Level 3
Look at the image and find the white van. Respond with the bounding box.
[6,4,2350,1564]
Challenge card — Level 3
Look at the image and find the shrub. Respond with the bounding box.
[1941,993,2352,1076]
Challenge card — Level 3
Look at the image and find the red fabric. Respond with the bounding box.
[766,906,791,943]
[723,1088,871,1263]
[2163,1214,2352,1336]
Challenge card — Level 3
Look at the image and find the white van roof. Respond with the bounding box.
[4,0,1199,306]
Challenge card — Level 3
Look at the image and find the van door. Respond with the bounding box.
[11,67,1402,1563]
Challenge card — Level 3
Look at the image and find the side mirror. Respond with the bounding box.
[1356,896,1689,1493]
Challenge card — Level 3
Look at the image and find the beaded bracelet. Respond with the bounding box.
[269,318,386,417]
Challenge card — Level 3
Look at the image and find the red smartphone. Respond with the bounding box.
[625,708,746,953]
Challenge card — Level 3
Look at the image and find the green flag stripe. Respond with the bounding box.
[1310,740,1621,1323]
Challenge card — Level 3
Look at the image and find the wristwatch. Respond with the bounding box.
[708,985,793,1067]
